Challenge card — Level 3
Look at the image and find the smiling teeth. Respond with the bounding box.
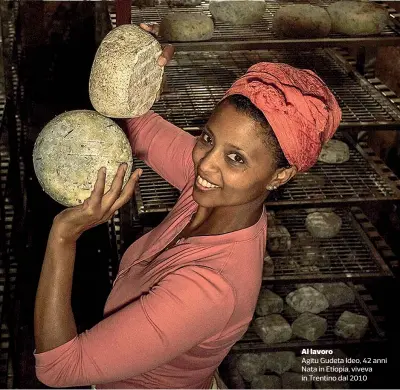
[196,175,219,188]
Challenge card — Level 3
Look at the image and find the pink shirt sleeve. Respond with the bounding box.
[34,267,236,388]
[125,111,197,191]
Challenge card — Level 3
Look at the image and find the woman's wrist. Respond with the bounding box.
[51,217,81,243]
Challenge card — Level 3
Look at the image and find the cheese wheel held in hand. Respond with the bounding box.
[33,110,133,207]
[89,25,164,118]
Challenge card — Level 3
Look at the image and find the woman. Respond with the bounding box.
[33,25,341,389]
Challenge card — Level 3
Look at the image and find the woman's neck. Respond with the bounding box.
[187,200,265,237]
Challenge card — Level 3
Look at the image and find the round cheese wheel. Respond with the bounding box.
[272,5,331,38]
[89,24,164,119]
[254,315,293,344]
[263,254,275,277]
[209,0,266,25]
[267,225,291,253]
[286,286,329,314]
[237,353,268,382]
[33,110,133,207]
[251,375,282,390]
[292,173,326,188]
[166,0,202,6]
[318,139,350,164]
[327,1,389,36]
[160,13,214,42]
[305,211,342,238]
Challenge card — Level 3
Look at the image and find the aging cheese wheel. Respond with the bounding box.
[286,286,329,314]
[264,351,296,375]
[237,353,268,382]
[251,375,282,390]
[327,1,389,36]
[272,5,331,38]
[291,312,327,341]
[160,13,214,41]
[263,254,274,277]
[166,0,202,6]
[318,139,350,164]
[33,110,133,207]
[256,289,284,316]
[292,232,321,266]
[306,211,342,238]
[209,0,266,25]
[267,225,291,253]
[89,24,164,118]
[334,311,369,339]
[312,282,355,307]
[254,314,292,344]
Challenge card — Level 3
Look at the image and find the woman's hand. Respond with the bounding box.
[139,23,175,66]
[140,23,175,101]
[52,164,142,241]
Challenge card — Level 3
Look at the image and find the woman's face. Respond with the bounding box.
[192,101,279,209]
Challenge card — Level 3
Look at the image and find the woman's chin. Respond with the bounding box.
[192,185,219,208]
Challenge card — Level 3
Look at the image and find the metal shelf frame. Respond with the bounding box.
[263,207,394,283]
[109,0,400,50]
[335,47,400,119]
[151,49,400,130]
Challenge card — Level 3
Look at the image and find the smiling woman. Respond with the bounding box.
[34,41,341,389]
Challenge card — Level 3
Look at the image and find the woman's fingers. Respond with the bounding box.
[106,168,143,218]
[102,163,128,208]
[84,165,142,223]
[139,23,174,67]
[159,44,175,66]
[90,167,107,202]
[140,22,159,37]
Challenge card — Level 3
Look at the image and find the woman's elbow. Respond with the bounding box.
[35,367,87,388]
[36,369,62,388]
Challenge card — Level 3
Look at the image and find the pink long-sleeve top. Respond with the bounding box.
[34,112,267,389]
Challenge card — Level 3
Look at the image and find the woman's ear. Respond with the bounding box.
[267,166,297,190]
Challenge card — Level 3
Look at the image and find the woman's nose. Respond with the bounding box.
[199,149,219,173]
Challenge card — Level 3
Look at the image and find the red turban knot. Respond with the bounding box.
[221,62,342,172]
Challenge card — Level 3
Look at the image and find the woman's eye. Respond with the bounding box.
[201,132,212,145]
[228,153,244,164]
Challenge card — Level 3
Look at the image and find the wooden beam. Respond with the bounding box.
[116,0,132,26]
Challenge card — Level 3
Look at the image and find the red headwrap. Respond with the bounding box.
[222,62,342,172]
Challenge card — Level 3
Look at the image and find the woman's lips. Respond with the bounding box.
[195,175,220,191]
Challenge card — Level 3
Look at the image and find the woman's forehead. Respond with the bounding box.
[206,110,272,156]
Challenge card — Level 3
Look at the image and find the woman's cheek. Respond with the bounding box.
[192,143,206,165]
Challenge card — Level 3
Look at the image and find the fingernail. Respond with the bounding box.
[158,57,167,66]
[101,167,106,173]
[138,169,143,177]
